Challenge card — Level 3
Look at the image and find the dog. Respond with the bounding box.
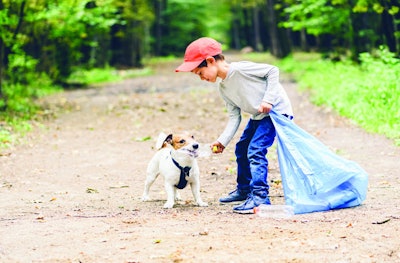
[141,132,208,209]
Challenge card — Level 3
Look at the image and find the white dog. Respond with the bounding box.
[141,132,208,209]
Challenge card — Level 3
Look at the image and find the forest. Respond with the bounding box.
[0,0,399,144]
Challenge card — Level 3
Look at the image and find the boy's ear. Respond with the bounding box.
[206,56,216,64]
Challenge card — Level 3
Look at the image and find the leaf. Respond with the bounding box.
[135,136,152,142]
[86,188,99,193]
[199,230,209,236]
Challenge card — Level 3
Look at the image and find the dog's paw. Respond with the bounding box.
[175,192,182,201]
[197,201,208,207]
[163,202,174,209]
[141,195,150,202]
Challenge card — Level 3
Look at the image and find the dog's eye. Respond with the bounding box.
[179,139,186,144]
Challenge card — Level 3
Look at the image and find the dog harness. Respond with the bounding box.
[172,157,191,189]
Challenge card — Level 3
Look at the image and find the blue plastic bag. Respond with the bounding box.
[269,110,368,214]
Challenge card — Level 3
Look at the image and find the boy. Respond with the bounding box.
[175,37,293,214]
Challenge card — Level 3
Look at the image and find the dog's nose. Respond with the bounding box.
[193,143,199,149]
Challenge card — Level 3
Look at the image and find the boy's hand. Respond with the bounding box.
[211,142,225,154]
[258,101,273,113]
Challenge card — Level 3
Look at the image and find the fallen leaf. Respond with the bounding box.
[199,230,209,236]
[122,219,139,224]
[86,188,99,193]
[135,136,151,142]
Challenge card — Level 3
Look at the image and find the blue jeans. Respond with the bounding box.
[235,116,276,196]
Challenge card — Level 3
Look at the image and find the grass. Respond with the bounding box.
[0,74,60,149]
[67,66,153,86]
[276,48,400,145]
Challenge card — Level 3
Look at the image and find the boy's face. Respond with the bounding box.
[191,59,218,83]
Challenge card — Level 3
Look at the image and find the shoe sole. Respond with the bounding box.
[232,209,255,214]
[219,200,246,205]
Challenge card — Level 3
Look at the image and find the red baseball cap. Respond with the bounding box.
[175,37,222,72]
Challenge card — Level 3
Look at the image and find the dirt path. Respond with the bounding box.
[1,55,399,263]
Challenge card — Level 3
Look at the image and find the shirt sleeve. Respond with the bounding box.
[261,65,280,106]
[236,62,281,106]
[217,102,241,147]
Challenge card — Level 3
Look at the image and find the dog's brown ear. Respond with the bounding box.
[156,132,172,149]
[165,134,173,146]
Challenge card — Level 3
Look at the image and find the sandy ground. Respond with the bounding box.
[0,55,399,263]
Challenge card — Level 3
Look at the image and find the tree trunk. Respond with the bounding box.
[266,0,278,55]
[381,4,397,54]
[243,8,252,48]
[12,1,25,40]
[300,28,309,51]
[231,3,241,49]
[266,0,290,58]
[154,0,166,56]
[253,6,263,51]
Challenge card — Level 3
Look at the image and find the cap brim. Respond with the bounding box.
[175,60,203,72]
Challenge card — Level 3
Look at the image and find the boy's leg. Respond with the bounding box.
[233,116,276,213]
[235,125,253,191]
[219,120,253,203]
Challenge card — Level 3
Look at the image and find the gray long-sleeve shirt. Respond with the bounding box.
[217,61,293,147]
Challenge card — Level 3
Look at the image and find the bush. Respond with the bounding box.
[278,47,400,145]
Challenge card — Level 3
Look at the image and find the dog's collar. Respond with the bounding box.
[171,153,191,189]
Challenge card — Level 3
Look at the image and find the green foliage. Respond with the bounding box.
[278,47,400,145]
[0,129,12,147]
[0,0,122,89]
[205,0,233,44]
[0,108,35,149]
[161,0,209,55]
[159,0,232,55]
[352,0,399,14]
[282,0,399,58]
[67,67,122,86]
[25,0,120,80]
[282,0,350,36]
[6,52,37,84]
[0,74,60,148]
[67,66,153,86]
[113,0,154,59]
[0,0,124,117]
[1,75,59,117]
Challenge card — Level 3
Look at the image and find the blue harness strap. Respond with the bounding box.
[172,157,191,189]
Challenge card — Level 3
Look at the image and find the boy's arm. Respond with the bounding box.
[261,65,280,106]
[216,103,241,147]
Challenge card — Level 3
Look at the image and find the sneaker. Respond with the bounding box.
[233,194,271,214]
[219,189,250,203]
